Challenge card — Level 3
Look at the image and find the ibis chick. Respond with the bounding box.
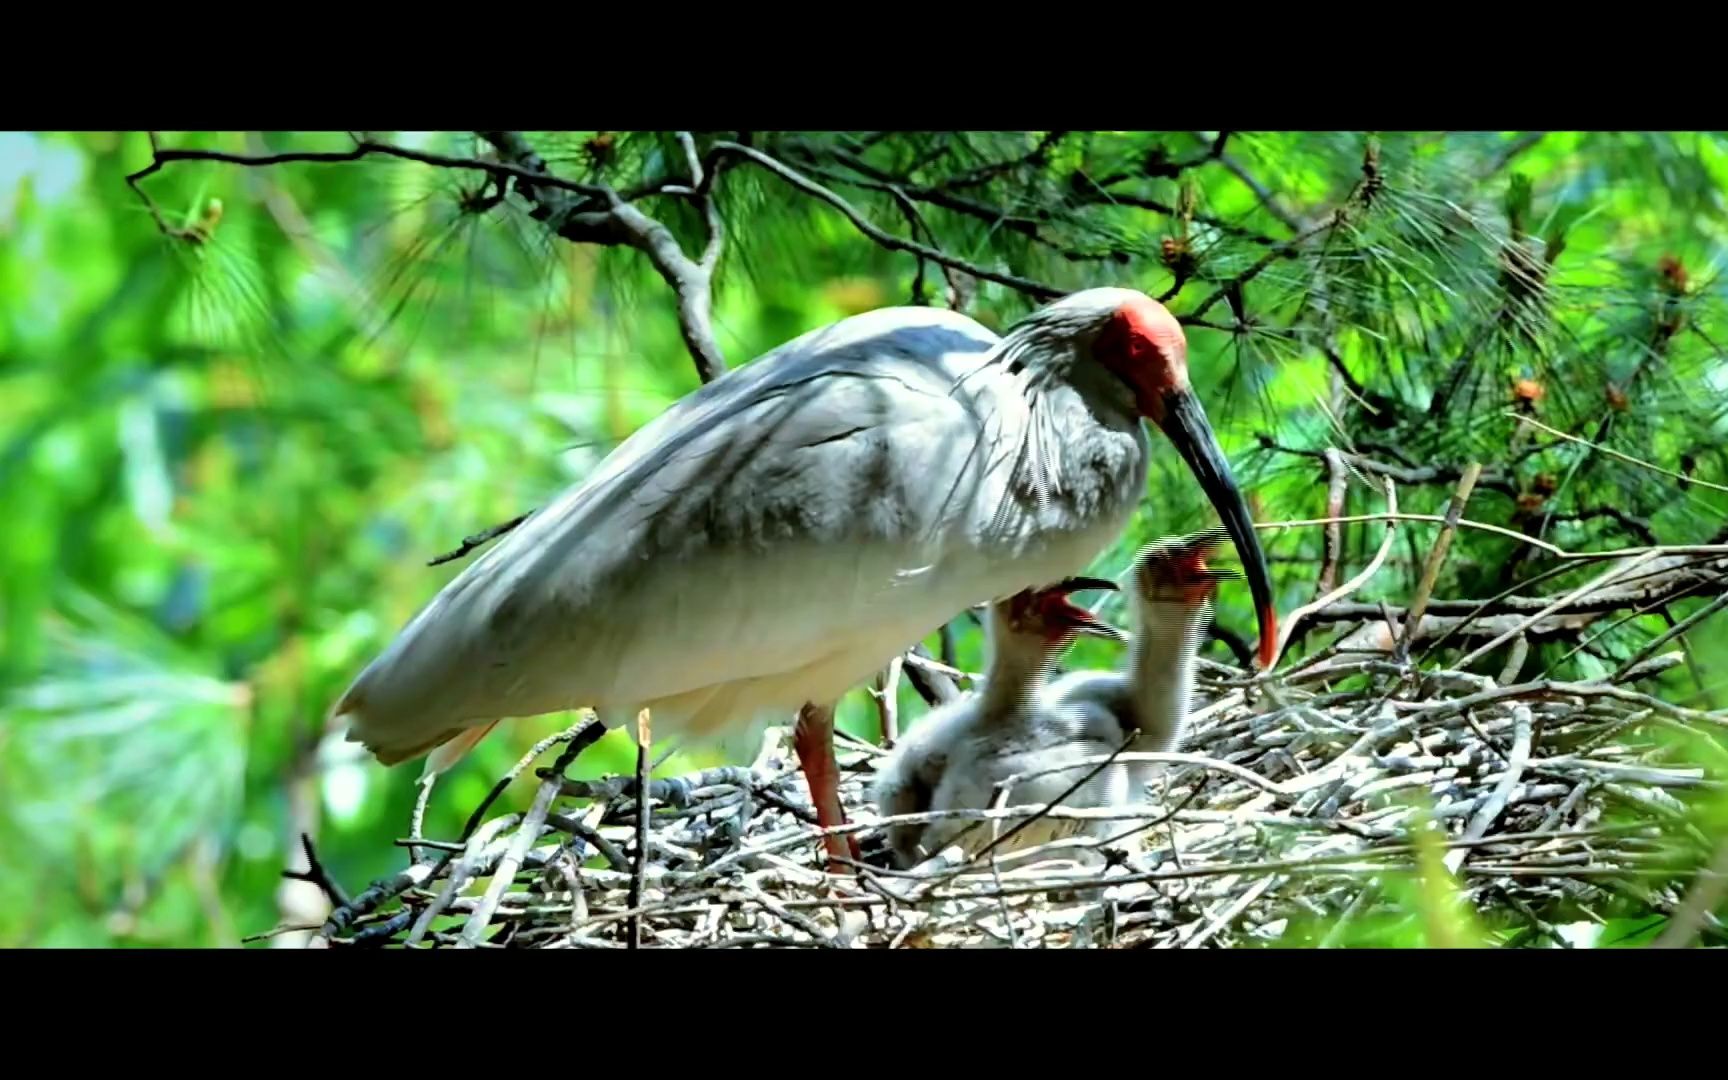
[870,578,1125,869]
[1043,525,1236,798]
[873,528,1236,870]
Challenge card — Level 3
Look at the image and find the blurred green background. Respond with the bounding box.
[3,131,1725,948]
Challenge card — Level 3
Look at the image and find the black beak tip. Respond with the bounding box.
[1054,575,1120,595]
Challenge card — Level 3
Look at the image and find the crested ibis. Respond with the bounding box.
[330,288,1278,870]
[869,530,1234,870]
[1040,526,1237,800]
[869,578,1124,869]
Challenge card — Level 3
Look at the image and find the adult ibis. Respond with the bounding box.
[330,288,1278,868]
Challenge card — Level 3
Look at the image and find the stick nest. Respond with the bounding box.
[302,618,1727,949]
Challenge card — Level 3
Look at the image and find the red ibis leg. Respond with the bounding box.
[793,702,862,872]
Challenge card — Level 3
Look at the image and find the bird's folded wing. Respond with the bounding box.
[336,311,1012,753]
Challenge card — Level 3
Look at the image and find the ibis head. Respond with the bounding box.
[1082,292,1277,668]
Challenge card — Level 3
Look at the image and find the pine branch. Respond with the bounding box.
[711,141,1065,301]
[125,132,608,241]
[476,130,727,385]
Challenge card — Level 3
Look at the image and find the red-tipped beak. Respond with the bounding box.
[1154,389,1280,670]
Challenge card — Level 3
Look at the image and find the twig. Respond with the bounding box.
[1653,837,1728,949]
[460,717,606,844]
[456,733,591,948]
[284,834,349,908]
[1611,592,1728,685]
[1315,560,1728,625]
[972,731,1140,867]
[874,657,904,749]
[315,860,439,944]
[1188,212,1342,321]
[712,141,1064,301]
[1410,678,1726,730]
[735,882,842,948]
[1317,449,1348,596]
[406,814,521,946]
[1498,636,1531,686]
[1267,514,1728,566]
[545,812,630,871]
[428,512,533,567]
[1271,477,1400,666]
[1184,875,1277,948]
[1397,463,1483,658]
[1445,706,1534,875]
[1214,149,1305,233]
[409,773,437,864]
[903,645,963,706]
[480,131,728,385]
[1453,551,1662,671]
[245,922,327,945]
[1510,413,1728,498]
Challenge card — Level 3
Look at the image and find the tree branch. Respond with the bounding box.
[1309,559,1728,624]
[125,132,608,241]
[283,833,349,909]
[1211,147,1305,233]
[478,130,727,385]
[1318,449,1347,597]
[1258,438,1521,500]
[712,141,1065,301]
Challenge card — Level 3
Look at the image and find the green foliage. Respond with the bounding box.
[3,131,1726,947]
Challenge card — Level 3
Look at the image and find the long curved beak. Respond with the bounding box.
[1156,389,1279,669]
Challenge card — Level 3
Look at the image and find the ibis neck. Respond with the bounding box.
[979,631,1057,719]
[1127,601,1210,751]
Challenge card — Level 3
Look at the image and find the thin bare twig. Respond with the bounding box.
[1454,551,1662,671]
[1317,449,1348,597]
[874,657,904,749]
[1445,706,1534,876]
[284,834,349,908]
[1397,463,1483,658]
[1271,478,1400,666]
[428,512,533,567]
[1511,413,1728,498]
[1611,592,1728,685]
[456,733,591,948]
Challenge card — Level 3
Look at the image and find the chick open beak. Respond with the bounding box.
[1047,576,1128,642]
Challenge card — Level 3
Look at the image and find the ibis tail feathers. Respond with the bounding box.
[421,719,503,778]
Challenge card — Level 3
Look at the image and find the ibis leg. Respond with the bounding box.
[793,702,861,871]
[629,709,651,949]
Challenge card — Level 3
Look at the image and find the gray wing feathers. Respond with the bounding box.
[337,309,1005,755]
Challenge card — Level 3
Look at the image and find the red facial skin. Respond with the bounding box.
[1007,587,1118,648]
[1032,590,1114,646]
[1093,295,1190,421]
[1094,296,1282,672]
[1140,541,1230,609]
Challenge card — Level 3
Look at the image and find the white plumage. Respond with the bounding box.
[871,530,1230,870]
[329,287,1276,866]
